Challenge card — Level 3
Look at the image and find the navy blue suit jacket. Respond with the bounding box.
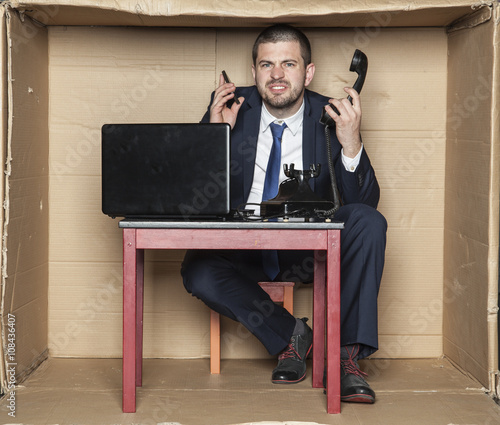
[202,85,380,211]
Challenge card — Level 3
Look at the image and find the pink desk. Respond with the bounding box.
[119,220,343,414]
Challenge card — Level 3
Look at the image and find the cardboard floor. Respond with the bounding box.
[1,357,500,425]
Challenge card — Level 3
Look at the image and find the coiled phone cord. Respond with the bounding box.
[322,125,342,218]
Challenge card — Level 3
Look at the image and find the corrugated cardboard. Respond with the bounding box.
[2,357,500,425]
[47,25,217,359]
[1,7,49,390]
[10,0,479,27]
[444,4,500,391]
[0,5,6,391]
[0,0,498,408]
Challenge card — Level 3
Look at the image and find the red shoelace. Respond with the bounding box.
[278,337,301,360]
[341,345,368,378]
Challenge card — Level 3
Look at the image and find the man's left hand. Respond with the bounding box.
[324,87,362,158]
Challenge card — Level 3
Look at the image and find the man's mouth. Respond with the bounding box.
[268,83,288,93]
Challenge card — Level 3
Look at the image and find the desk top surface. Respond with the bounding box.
[119,219,344,230]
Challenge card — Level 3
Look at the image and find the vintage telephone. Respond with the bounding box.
[260,49,368,221]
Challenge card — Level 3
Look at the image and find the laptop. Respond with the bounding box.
[101,123,231,219]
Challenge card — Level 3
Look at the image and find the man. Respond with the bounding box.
[181,24,387,404]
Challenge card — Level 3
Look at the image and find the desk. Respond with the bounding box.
[119,219,343,414]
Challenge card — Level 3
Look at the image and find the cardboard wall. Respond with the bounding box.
[46,25,448,361]
[0,7,7,386]
[444,11,499,389]
[1,9,50,389]
[47,26,217,357]
[11,0,477,27]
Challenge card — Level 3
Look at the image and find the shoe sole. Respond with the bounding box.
[272,374,307,384]
[341,393,375,404]
[271,343,313,385]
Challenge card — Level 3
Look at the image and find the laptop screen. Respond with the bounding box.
[101,123,231,219]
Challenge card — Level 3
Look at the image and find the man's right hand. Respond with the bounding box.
[209,73,244,129]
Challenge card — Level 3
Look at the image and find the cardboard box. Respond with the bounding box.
[0,0,498,409]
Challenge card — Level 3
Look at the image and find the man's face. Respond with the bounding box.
[252,40,315,118]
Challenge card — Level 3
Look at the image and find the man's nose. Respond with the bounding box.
[271,66,285,80]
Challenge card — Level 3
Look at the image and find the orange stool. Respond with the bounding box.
[209,281,295,374]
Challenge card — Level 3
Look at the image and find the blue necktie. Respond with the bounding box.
[262,122,286,279]
[262,122,286,201]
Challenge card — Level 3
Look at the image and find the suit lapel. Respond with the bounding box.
[241,88,262,199]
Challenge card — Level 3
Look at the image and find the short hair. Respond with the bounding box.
[252,24,312,67]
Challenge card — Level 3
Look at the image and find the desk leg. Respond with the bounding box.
[326,229,341,414]
[136,249,145,387]
[123,228,137,413]
[312,250,325,388]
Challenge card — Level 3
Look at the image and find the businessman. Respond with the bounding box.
[181,24,387,404]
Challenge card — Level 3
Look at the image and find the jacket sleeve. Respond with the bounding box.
[200,91,215,123]
[334,141,380,209]
[307,90,380,210]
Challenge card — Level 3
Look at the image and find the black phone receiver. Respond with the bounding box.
[318,49,368,216]
[319,49,368,127]
[222,70,240,105]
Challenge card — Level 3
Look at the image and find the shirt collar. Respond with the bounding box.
[260,100,304,136]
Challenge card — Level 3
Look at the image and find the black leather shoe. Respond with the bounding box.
[271,318,312,384]
[340,360,375,403]
[323,345,375,403]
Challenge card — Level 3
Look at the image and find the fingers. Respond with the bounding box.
[230,96,244,115]
[210,85,235,121]
[343,86,361,108]
[324,99,354,125]
[326,87,362,121]
[324,88,362,154]
[213,84,236,107]
[212,74,239,111]
[210,73,244,128]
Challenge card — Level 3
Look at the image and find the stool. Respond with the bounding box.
[209,281,295,374]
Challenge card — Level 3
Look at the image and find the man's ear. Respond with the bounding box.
[251,65,256,83]
[305,63,315,87]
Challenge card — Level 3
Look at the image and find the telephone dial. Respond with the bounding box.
[259,49,368,221]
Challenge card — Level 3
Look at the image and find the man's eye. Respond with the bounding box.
[285,63,295,67]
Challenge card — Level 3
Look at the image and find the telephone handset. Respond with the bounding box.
[319,49,368,127]
[318,49,368,216]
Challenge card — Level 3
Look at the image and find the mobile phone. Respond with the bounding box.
[222,70,240,104]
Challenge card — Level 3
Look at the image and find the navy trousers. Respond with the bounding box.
[181,203,387,359]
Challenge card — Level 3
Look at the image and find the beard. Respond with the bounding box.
[257,78,305,112]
